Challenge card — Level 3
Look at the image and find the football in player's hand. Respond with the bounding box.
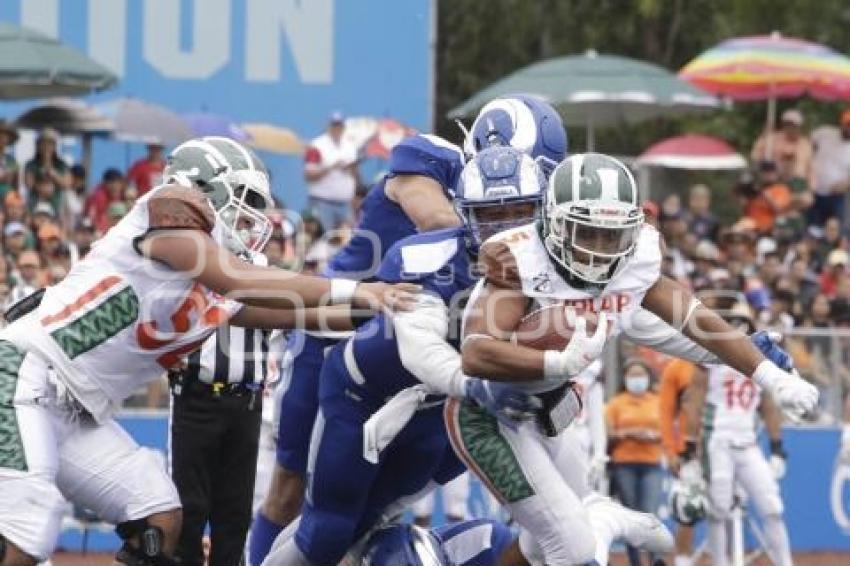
[513,304,598,351]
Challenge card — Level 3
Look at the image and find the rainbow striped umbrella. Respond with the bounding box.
[680,32,850,101]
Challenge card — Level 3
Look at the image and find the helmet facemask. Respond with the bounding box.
[545,202,643,284]
[456,145,545,248]
[459,197,541,247]
[206,169,273,257]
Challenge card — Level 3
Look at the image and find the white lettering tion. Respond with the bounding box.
[245,0,333,84]
[20,0,59,37]
[143,0,231,80]
[88,0,127,76]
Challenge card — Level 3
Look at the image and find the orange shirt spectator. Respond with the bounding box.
[658,358,695,468]
[606,366,663,465]
[744,182,792,233]
[126,144,165,196]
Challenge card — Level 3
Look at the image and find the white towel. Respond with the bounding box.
[362,384,431,464]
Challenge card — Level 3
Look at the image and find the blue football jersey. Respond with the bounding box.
[347,227,476,401]
[326,134,464,278]
[433,519,516,566]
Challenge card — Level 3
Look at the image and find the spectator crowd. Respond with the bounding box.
[624,107,850,424]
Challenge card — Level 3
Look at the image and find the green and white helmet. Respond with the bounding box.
[669,479,709,526]
[164,136,274,256]
[543,153,644,284]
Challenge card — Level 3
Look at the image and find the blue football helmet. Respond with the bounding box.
[361,524,448,566]
[465,94,567,177]
[455,145,546,246]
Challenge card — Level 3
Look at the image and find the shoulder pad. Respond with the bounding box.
[147,184,215,233]
[479,239,522,290]
[388,135,464,190]
[611,224,662,292]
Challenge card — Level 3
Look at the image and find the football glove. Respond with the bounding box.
[753,361,819,421]
[750,330,793,372]
[544,309,609,379]
[464,378,541,431]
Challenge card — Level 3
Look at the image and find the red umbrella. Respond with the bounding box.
[636,134,746,170]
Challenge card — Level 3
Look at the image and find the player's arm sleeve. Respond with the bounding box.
[385,136,463,231]
[392,293,469,398]
[622,308,721,364]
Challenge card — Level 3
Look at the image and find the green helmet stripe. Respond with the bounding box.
[551,153,638,205]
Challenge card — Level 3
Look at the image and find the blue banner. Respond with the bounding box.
[56,417,850,554]
[0,0,434,211]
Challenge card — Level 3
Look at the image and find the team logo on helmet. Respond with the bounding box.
[465,94,567,177]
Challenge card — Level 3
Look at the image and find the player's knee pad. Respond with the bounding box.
[0,472,66,560]
[120,448,181,519]
[756,492,784,518]
[114,519,176,566]
[708,481,734,521]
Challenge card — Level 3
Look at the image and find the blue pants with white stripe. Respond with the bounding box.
[276,332,338,475]
[295,342,464,565]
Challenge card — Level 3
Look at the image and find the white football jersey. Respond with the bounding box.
[703,364,761,446]
[2,184,242,422]
[469,222,662,393]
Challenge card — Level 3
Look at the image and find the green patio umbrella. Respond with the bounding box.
[448,50,719,150]
[0,22,116,99]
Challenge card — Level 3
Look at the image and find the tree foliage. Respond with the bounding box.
[435,0,850,154]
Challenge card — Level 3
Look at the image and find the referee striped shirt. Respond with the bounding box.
[183,325,271,388]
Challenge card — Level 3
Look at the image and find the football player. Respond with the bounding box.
[680,302,793,566]
[262,145,549,565]
[455,153,818,564]
[0,137,412,566]
[249,94,567,565]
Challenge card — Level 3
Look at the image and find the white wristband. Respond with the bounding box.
[752,359,779,389]
[329,278,358,305]
[449,374,471,399]
[543,350,564,379]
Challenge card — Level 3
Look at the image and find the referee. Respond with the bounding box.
[169,321,272,566]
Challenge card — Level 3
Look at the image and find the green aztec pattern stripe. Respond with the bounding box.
[51,286,140,360]
[457,401,534,503]
[0,340,27,471]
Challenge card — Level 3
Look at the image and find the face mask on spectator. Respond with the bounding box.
[625,373,650,395]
